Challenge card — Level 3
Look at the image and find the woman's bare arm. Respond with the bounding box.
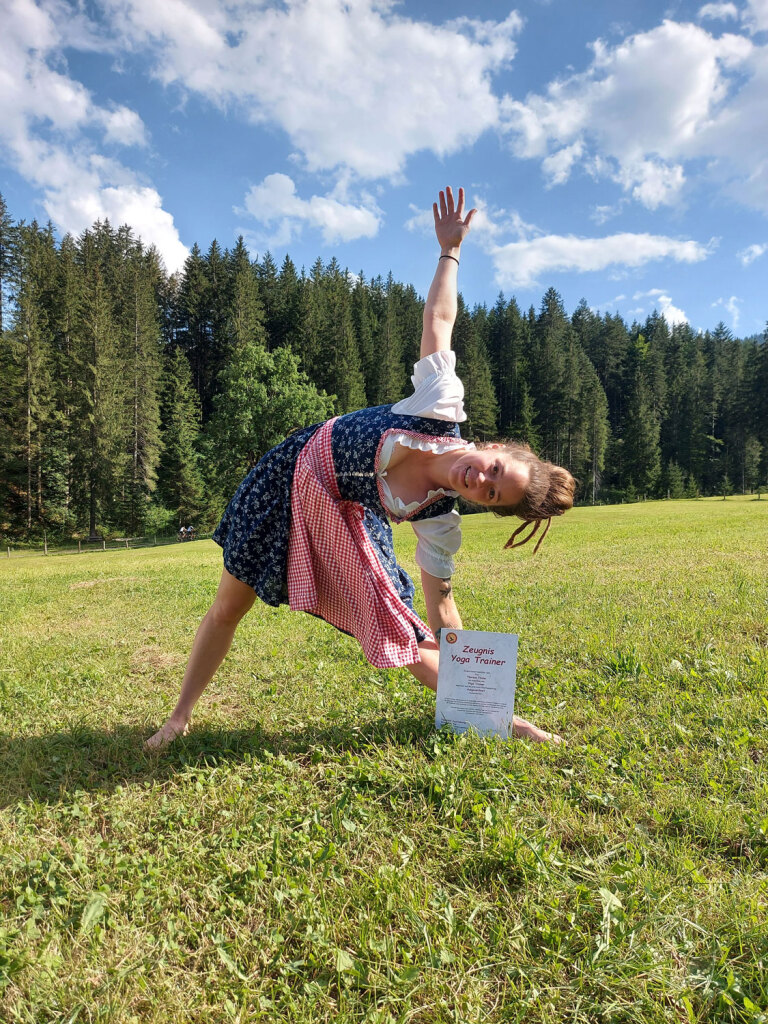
[420,569,463,636]
[420,186,476,359]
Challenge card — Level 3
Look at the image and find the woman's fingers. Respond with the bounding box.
[436,187,474,230]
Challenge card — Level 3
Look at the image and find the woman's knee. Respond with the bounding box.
[210,571,257,627]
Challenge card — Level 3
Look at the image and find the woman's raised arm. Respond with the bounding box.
[420,186,476,359]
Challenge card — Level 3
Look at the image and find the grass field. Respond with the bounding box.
[1,497,767,1023]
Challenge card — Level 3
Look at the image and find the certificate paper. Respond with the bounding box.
[436,629,518,738]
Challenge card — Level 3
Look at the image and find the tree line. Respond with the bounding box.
[1,194,766,541]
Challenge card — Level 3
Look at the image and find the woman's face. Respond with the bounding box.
[447,447,529,508]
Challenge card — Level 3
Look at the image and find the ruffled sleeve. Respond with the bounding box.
[411,510,462,578]
[390,351,466,422]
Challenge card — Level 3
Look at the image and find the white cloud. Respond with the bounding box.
[106,0,523,180]
[541,141,583,187]
[501,19,768,211]
[0,0,188,271]
[239,173,381,246]
[591,201,627,224]
[97,105,149,147]
[711,294,741,328]
[616,159,686,209]
[490,232,711,289]
[404,205,435,236]
[634,289,690,326]
[743,0,768,32]
[737,242,767,264]
[698,3,739,21]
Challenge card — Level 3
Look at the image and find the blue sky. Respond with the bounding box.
[2,0,767,336]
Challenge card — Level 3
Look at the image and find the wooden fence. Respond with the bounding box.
[4,532,212,560]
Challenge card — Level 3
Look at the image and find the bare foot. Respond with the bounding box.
[144,717,190,751]
[513,717,564,744]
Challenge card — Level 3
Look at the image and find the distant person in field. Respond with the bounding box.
[146,187,575,751]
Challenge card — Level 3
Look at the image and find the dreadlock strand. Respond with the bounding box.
[532,517,552,554]
[504,519,541,550]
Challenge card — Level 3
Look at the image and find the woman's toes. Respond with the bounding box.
[144,719,189,751]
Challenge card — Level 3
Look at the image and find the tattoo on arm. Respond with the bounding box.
[439,578,452,598]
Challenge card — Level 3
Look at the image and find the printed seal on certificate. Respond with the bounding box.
[436,628,519,738]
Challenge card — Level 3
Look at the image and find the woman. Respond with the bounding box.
[146,187,574,750]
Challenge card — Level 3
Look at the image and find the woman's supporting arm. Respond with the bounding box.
[420,569,463,637]
[420,186,476,359]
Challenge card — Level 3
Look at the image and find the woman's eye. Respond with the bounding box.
[492,463,499,475]
[489,488,496,500]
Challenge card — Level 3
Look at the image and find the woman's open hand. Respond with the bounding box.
[433,186,476,253]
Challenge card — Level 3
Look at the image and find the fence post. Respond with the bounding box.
[44,530,48,555]
[103,540,106,551]
[154,535,157,546]
[6,547,9,559]
[78,540,81,554]
[125,538,129,549]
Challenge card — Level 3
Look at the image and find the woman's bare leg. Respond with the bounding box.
[144,569,257,750]
[408,641,563,744]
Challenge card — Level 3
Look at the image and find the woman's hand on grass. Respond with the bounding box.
[433,186,476,254]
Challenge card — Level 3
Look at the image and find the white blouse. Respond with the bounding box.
[380,351,472,578]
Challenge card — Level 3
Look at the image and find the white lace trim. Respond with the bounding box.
[377,433,473,516]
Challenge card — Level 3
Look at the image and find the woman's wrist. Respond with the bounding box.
[439,245,461,260]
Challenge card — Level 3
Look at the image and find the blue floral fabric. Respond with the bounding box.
[213,405,461,625]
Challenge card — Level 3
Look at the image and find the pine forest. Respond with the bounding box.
[1,196,766,542]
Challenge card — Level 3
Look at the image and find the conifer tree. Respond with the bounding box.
[574,352,610,502]
[0,193,14,335]
[452,297,497,439]
[120,242,164,534]
[530,288,570,462]
[743,436,762,494]
[752,325,768,486]
[295,256,327,387]
[321,261,366,412]
[351,272,378,403]
[50,234,86,532]
[274,255,303,350]
[622,364,661,498]
[0,222,61,533]
[396,282,425,373]
[157,346,205,525]
[663,460,686,499]
[574,306,630,432]
[74,228,129,536]
[256,251,279,348]
[227,247,266,351]
[487,294,532,437]
[369,273,407,405]
[177,243,214,414]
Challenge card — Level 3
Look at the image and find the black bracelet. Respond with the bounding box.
[439,254,460,266]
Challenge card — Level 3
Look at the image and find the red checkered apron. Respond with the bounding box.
[287,418,432,668]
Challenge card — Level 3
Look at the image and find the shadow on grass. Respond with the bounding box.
[0,713,436,808]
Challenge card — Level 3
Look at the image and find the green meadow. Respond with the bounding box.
[1,497,767,1023]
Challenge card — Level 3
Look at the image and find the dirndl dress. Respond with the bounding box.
[212,404,464,667]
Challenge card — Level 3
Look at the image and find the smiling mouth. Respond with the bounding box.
[464,467,471,488]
